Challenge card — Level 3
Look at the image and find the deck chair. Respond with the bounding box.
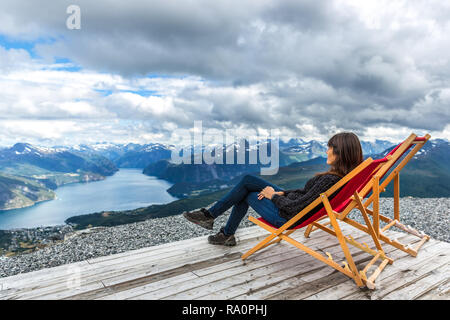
[241,157,394,289]
[304,133,431,257]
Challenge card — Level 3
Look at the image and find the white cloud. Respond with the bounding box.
[0,0,449,147]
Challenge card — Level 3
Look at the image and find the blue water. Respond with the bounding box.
[0,169,178,229]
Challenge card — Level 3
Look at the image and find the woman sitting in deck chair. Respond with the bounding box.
[183,132,364,246]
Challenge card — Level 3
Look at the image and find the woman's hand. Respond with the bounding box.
[258,187,283,200]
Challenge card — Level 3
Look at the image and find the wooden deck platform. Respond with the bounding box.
[1,222,449,300]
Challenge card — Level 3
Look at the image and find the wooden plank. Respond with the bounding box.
[290,243,415,300]
[192,233,376,300]
[97,272,199,300]
[87,225,265,264]
[26,282,106,300]
[198,251,370,300]
[0,260,91,286]
[195,266,312,300]
[238,231,413,301]
[321,194,363,286]
[0,228,400,302]
[191,231,337,278]
[1,222,445,301]
[372,175,380,237]
[393,173,400,221]
[366,258,389,289]
[382,263,450,300]
[134,225,370,299]
[3,220,340,292]
[99,226,337,288]
[303,261,397,300]
[342,241,450,300]
[0,281,105,301]
[0,232,272,300]
[416,279,450,300]
[0,227,269,295]
[90,238,324,300]
[2,225,328,300]
[267,255,375,300]
[1,225,265,287]
[100,246,309,300]
[134,251,317,299]
[230,273,306,300]
[273,235,412,300]
[245,234,432,300]
[162,251,337,300]
[171,233,400,300]
[125,231,356,300]
[97,233,269,285]
[68,252,249,300]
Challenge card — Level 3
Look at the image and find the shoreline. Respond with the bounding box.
[0,169,169,231]
[0,171,111,212]
[0,197,449,278]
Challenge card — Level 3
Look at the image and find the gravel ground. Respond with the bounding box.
[0,197,448,278]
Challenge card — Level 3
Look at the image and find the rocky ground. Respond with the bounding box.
[0,225,74,254]
[0,197,448,278]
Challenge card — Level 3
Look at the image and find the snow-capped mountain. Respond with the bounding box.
[4,143,67,156]
[61,142,176,168]
[0,142,118,177]
[360,140,396,156]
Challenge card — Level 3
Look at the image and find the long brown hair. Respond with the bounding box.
[316,132,363,178]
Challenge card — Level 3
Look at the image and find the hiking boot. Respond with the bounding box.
[182,208,215,230]
[208,227,236,246]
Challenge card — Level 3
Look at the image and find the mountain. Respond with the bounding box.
[360,140,395,155]
[59,138,394,170]
[279,139,328,163]
[279,137,306,148]
[143,139,293,184]
[0,143,117,177]
[113,144,174,168]
[279,138,394,162]
[146,137,449,199]
[376,138,450,197]
[0,142,119,210]
[282,138,450,198]
[142,138,395,190]
[0,143,117,187]
[0,172,56,210]
[287,156,327,167]
[66,142,175,168]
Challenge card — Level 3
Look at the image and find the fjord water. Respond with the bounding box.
[0,169,178,230]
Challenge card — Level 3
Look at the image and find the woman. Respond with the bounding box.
[183,132,364,246]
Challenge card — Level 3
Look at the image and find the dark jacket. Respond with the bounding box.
[271,173,342,228]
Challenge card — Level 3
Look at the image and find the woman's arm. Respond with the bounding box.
[259,186,306,200]
[270,175,340,218]
[259,188,284,200]
[282,188,306,197]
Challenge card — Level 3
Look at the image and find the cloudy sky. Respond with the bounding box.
[0,0,449,147]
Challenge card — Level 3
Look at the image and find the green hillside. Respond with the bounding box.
[382,139,450,197]
[0,172,56,210]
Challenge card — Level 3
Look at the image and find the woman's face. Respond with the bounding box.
[326,146,337,165]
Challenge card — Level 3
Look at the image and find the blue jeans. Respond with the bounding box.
[208,174,288,235]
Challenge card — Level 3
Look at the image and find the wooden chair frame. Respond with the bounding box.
[242,158,393,290]
[304,133,431,257]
